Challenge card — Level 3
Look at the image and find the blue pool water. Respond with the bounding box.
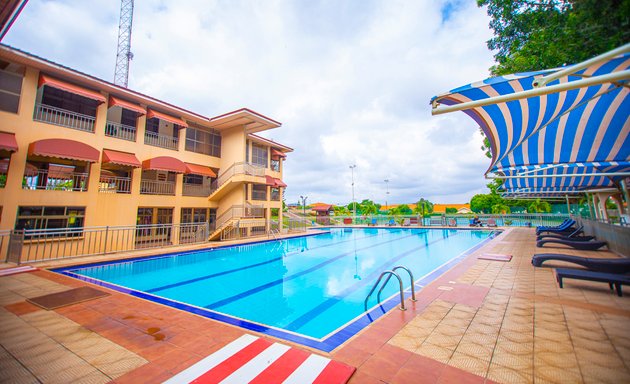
[55,228,497,351]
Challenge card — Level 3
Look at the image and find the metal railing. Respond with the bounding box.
[219,218,268,241]
[144,130,179,150]
[211,162,266,191]
[5,222,210,264]
[215,204,265,230]
[251,189,267,201]
[23,169,89,192]
[105,121,137,141]
[182,183,215,197]
[99,175,131,193]
[326,213,571,227]
[33,103,95,132]
[140,179,175,195]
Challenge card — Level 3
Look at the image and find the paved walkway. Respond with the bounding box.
[0,228,628,383]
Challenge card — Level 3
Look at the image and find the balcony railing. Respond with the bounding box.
[33,103,95,132]
[140,179,175,195]
[23,169,89,192]
[211,162,266,190]
[99,176,131,193]
[216,204,265,230]
[145,131,178,150]
[105,121,137,142]
[182,183,215,197]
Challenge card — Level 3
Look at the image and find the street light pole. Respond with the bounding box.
[349,165,356,221]
[384,179,389,210]
[300,195,308,216]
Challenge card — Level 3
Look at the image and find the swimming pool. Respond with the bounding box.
[55,228,498,351]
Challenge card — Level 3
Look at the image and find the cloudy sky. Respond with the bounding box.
[5,0,496,206]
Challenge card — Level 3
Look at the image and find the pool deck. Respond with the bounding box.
[1,227,629,383]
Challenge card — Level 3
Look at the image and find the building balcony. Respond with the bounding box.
[140,179,175,195]
[99,175,131,194]
[105,121,137,142]
[182,183,215,197]
[23,168,89,192]
[144,131,178,150]
[33,103,95,133]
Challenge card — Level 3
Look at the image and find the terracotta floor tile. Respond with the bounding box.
[4,301,42,316]
[333,344,373,367]
[347,370,383,384]
[438,366,485,384]
[359,353,406,382]
[392,354,446,384]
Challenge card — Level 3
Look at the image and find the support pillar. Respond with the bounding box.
[621,179,630,216]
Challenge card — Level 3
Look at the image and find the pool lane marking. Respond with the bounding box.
[283,231,463,332]
[202,232,420,310]
[143,230,398,294]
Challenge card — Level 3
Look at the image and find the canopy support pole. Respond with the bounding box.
[565,194,571,216]
[431,70,630,115]
[621,179,630,216]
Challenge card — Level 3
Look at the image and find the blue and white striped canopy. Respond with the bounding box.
[431,49,630,196]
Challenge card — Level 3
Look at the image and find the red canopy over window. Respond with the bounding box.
[184,163,217,177]
[142,156,187,173]
[146,109,188,127]
[38,75,106,103]
[28,139,99,163]
[102,149,141,168]
[271,149,286,159]
[108,96,146,115]
[274,178,287,188]
[0,132,18,152]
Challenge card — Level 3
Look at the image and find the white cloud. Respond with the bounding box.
[4,0,495,206]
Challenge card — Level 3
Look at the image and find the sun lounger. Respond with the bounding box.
[487,218,497,227]
[555,268,630,296]
[448,219,457,227]
[409,217,419,226]
[536,238,607,251]
[388,219,396,226]
[536,226,578,236]
[536,219,576,235]
[536,234,596,242]
[402,218,410,226]
[532,253,630,274]
[536,218,573,231]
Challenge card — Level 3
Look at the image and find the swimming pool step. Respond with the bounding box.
[162,334,355,384]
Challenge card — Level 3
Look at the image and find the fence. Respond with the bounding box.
[4,222,209,264]
[33,103,96,132]
[326,213,570,227]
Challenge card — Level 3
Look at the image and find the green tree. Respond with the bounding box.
[478,0,630,76]
[414,198,434,217]
[334,205,350,216]
[359,199,379,215]
[445,207,458,214]
[397,204,413,215]
[491,202,511,214]
[528,198,552,213]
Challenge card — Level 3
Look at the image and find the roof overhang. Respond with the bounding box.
[208,108,281,133]
[247,133,293,152]
[0,0,27,41]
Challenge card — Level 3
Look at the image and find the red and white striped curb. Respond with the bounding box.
[163,334,355,384]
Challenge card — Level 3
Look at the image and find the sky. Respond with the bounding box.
[4,0,496,206]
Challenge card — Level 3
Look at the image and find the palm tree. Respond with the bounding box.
[414,198,434,217]
[528,198,551,213]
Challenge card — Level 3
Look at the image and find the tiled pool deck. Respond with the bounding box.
[1,227,629,383]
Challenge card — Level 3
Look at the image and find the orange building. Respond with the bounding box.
[433,204,472,214]
[0,44,291,261]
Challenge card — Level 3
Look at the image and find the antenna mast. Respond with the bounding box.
[114,0,134,87]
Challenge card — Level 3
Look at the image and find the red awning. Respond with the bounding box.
[265,175,276,186]
[142,156,187,173]
[28,139,100,163]
[48,164,74,178]
[102,149,141,168]
[274,178,287,188]
[108,96,146,115]
[146,109,188,127]
[184,163,217,177]
[38,74,106,103]
[271,149,286,159]
[0,132,18,152]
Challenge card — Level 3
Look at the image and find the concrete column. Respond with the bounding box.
[620,179,630,215]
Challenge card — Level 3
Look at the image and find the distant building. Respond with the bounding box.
[433,204,471,214]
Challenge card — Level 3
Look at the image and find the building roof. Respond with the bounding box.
[433,204,470,213]
[0,44,289,145]
[312,204,333,212]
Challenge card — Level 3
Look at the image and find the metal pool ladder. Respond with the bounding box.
[364,266,417,311]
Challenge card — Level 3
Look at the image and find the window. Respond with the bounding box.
[271,187,280,201]
[15,206,85,237]
[183,174,203,185]
[145,117,160,133]
[121,109,138,127]
[251,143,268,167]
[271,159,280,172]
[252,184,267,201]
[41,87,98,117]
[185,124,221,157]
[0,61,24,113]
[181,208,208,223]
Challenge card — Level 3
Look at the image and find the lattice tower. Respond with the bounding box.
[113,0,134,87]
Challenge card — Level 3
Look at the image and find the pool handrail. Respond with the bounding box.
[377,266,417,305]
[364,270,406,311]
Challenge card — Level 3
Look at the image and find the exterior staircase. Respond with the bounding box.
[208,162,267,201]
[209,204,266,241]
